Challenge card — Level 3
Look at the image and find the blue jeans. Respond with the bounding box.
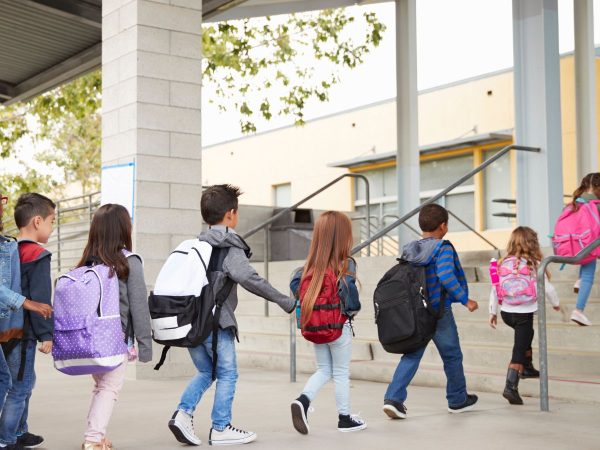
[0,345,12,414]
[178,329,238,431]
[302,323,352,415]
[0,340,36,445]
[577,260,596,311]
[384,307,467,407]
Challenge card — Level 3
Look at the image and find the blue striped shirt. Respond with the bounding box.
[425,241,469,309]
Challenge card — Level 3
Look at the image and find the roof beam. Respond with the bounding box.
[0,81,16,101]
[3,43,100,105]
[14,0,101,28]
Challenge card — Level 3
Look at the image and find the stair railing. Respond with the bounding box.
[536,237,600,412]
[241,173,371,317]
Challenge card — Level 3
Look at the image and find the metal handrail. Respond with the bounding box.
[536,237,600,412]
[350,145,540,255]
[446,209,499,252]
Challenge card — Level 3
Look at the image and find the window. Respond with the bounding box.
[484,149,513,229]
[273,183,291,207]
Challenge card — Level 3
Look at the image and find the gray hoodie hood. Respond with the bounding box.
[198,226,251,254]
[401,238,443,266]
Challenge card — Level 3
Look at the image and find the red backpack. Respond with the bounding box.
[299,269,347,344]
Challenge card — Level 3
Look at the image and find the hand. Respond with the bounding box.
[489,314,497,329]
[466,299,479,312]
[23,300,53,319]
[38,341,52,354]
[553,305,561,312]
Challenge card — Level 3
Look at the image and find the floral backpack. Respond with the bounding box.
[496,256,537,306]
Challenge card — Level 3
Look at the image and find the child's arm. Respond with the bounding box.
[27,254,54,344]
[0,285,25,314]
[488,289,498,328]
[290,267,303,299]
[224,248,295,313]
[545,277,560,311]
[435,244,469,305]
[126,256,153,363]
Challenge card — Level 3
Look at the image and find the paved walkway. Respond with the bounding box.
[29,359,599,450]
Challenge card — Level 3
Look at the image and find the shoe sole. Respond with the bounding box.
[520,374,539,379]
[209,433,257,446]
[168,419,201,446]
[382,404,406,419]
[21,443,43,449]
[338,423,367,432]
[448,402,477,414]
[290,401,309,434]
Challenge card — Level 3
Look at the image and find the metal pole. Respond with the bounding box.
[536,261,550,412]
[365,177,371,257]
[290,302,297,382]
[264,226,270,317]
[351,145,540,255]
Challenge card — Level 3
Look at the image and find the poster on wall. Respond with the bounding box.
[101,161,135,221]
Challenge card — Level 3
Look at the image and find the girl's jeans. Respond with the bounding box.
[302,323,352,415]
[178,329,238,431]
[577,260,596,311]
[85,357,128,443]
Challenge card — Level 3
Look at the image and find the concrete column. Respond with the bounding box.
[512,0,563,245]
[395,0,420,250]
[102,0,203,377]
[574,0,598,177]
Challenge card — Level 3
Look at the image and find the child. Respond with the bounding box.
[289,211,366,435]
[383,204,479,419]
[168,185,295,447]
[569,173,600,326]
[78,204,153,450]
[489,226,560,405]
[0,194,55,449]
[0,192,52,450]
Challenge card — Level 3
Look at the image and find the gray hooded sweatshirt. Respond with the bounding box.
[401,238,443,266]
[199,225,295,333]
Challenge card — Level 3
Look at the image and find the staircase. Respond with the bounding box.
[234,251,600,405]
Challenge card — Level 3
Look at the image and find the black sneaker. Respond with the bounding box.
[448,394,478,414]
[337,414,367,432]
[382,399,407,419]
[6,443,25,450]
[16,433,43,449]
[291,394,310,435]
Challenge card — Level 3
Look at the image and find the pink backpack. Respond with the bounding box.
[496,257,537,306]
[552,199,600,265]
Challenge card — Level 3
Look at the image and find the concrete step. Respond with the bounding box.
[236,315,600,351]
[237,351,600,405]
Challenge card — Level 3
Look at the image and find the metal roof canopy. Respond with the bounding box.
[0,0,382,105]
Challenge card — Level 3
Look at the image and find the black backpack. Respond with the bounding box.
[373,259,444,354]
[149,246,233,379]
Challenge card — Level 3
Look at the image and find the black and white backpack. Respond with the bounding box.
[148,239,233,378]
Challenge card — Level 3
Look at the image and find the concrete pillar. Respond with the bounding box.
[102,0,203,377]
[395,0,420,249]
[512,0,564,245]
[574,0,598,177]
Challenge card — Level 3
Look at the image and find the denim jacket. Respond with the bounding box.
[0,236,26,318]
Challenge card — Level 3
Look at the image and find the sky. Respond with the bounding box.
[202,0,600,146]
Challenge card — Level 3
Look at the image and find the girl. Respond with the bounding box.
[569,173,600,326]
[289,211,365,434]
[489,227,560,405]
[78,204,152,450]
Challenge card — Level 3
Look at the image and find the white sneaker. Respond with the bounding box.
[571,310,592,326]
[168,410,201,446]
[209,424,257,446]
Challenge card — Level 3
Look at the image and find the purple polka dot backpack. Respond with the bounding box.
[52,251,137,375]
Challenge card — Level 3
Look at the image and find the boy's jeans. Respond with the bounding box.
[384,306,467,407]
[302,323,352,415]
[178,329,238,431]
[0,340,36,445]
[577,260,596,311]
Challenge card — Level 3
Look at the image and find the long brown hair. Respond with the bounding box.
[77,204,132,279]
[300,211,354,328]
[501,226,548,277]
[572,172,600,210]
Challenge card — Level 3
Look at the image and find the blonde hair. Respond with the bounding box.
[300,211,354,329]
[501,226,548,277]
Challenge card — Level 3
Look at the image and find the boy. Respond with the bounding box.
[382,204,479,419]
[0,193,55,449]
[168,185,295,447]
